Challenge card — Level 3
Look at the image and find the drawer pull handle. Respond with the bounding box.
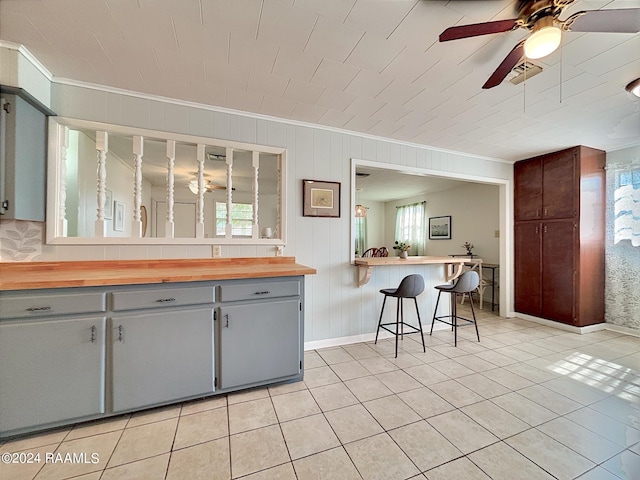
[118,325,124,342]
[156,298,176,303]
[90,325,96,344]
[254,291,270,295]
[225,313,229,328]
[25,306,51,312]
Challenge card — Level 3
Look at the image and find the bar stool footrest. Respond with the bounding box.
[379,322,423,336]
[432,315,477,328]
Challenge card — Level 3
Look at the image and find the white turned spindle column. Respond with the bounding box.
[225,147,233,238]
[165,140,176,238]
[58,126,69,237]
[196,144,205,238]
[132,136,143,238]
[252,151,259,239]
[95,131,108,237]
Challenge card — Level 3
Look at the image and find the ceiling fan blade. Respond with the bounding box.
[564,8,640,33]
[482,41,525,89]
[439,19,519,42]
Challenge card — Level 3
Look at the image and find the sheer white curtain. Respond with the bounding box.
[395,202,426,255]
[613,166,640,246]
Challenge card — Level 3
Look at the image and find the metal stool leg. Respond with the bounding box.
[430,291,442,335]
[414,297,426,353]
[394,297,401,358]
[469,293,480,342]
[374,295,387,344]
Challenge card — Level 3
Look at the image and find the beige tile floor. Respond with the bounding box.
[1,305,639,480]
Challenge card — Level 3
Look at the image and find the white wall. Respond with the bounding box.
[382,183,500,263]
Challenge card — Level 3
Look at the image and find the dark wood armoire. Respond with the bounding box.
[514,146,605,327]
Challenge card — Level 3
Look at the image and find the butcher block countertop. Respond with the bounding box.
[0,257,316,291]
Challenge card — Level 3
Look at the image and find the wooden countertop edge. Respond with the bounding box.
[0,257,317,291]
[354,256,470,266]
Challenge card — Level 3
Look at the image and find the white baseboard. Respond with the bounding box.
[304,323,449,351]
[514,312,610,335]
[605,323,640,338]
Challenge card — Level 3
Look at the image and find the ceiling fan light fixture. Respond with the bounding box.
[524,24,561,59]
[355,204,367,218]
[625,78,640,98]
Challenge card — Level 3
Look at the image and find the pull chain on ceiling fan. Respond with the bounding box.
[439,0,640,89]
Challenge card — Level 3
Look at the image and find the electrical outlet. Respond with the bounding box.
[275,245,284,256]
[494,230,500,238]
[212,245,222,257]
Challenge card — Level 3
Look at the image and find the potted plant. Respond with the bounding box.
[393,241,411,259]
[462,242,474,256]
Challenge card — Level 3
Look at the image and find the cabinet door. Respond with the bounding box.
[514,158,542,221]
[112,308,214,412]
[543,149,576,219]
[220,299,301,390]
[0,317,105,434]
[514,223,542,317]
[542,221,576,324]
[1,94,47,221]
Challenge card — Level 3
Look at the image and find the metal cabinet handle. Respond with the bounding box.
[25,306,51,312]
[90,325,96,343]
[224,313,229,328]
[118,325,124,342]
[254,291,270,295]
[156,298,176,303]
[544,225,548,233]
[544,208,548,216]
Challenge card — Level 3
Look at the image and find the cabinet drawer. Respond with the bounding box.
[218,280,300,302]
[0,292,106,319]
[111,286,215,311]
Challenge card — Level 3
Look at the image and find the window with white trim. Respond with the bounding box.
[215,202,253,237]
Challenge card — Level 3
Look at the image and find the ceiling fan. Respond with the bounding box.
[439,0,640,89]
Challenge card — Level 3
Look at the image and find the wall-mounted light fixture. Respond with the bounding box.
[355,204,367,218]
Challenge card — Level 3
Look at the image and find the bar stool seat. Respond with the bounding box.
[430,270,480,346]
[374,274,426,358]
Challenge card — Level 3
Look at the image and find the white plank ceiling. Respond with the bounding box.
[1,0,638,162]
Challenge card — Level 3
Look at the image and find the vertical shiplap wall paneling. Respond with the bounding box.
[45,82,513,343]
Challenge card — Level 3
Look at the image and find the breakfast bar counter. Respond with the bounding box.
[354,255,468,287]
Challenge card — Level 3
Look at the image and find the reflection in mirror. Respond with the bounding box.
[48,118,287,245]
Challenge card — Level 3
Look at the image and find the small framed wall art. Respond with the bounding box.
[429,215,452,240]
[303,179,341,218]
[114,201,125,232]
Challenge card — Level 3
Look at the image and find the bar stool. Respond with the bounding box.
[374,274,426,358]
[430,270,480,347]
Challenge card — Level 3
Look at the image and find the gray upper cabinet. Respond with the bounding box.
[0,87,55,221]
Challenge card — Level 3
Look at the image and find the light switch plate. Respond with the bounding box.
[494,230,500,238]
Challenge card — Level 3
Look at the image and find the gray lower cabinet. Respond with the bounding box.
[0,275,305,437]
[111,307,214,412]
[0,316,106,434]
[219,299,301,390]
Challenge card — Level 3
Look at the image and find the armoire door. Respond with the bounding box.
[514,158,543,221]
[514,222,542,317]
[542,220,576,324]
[543,149,576,219]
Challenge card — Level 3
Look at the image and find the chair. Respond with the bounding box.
[430,271,480,347]
[361,247,379,257]
[374,274,426,358]
[377,247,389,257]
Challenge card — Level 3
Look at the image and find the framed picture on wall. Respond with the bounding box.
[104,189,113,219]
[429,215,451,240]
[114,201,125,231]
[303,179,340,217]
